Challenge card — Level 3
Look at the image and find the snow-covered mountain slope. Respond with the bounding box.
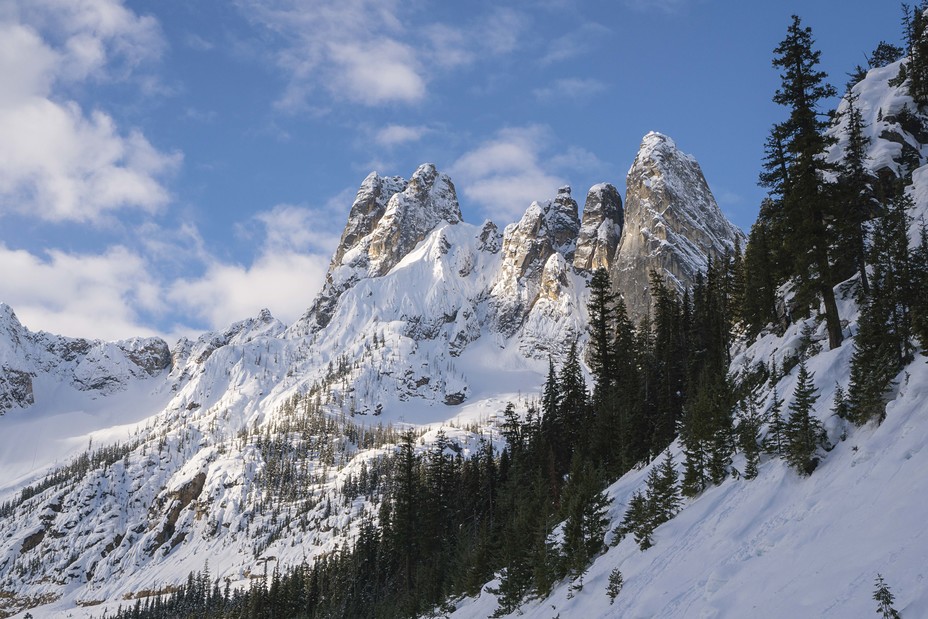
[0,304,170,416]
[445,53,928,619]
[448,339,928,618]
[0,137,744,617]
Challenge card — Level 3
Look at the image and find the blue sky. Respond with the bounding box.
[0,0,900,341]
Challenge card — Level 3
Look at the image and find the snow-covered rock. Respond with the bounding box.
[0,303,171,413]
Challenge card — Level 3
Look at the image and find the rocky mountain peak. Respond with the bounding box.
[367,163,462,277]
[330,171,407,267]
[292,164,462,334]
[573,182,623,271]
[490,187,581,339]
[612,132,746,320]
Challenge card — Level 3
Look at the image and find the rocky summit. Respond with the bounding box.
[613,132,746,320]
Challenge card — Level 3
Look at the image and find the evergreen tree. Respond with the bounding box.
[902,1,928,106]
[761,15,843,349]
[785,361,824,475]
[587,268,617,394]
[650,452,682,523]
[561,458,612,577]
[869,41,905,69]
[741,217,781,337]
[835,90,876,292]
[847,293,899,425]
[913,222,928,349]
[620,490,653,550]
[873,574,902,619]
[649,271,688,452]
[607,567,624,605]
[736,392,764,479]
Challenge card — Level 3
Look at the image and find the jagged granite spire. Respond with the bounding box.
[612,132,746,320]
[573,182,623,272]
[490,186,581,339]
[292,163,462,333]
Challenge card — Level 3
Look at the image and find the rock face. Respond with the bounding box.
[573,183,623,271]
[0,304,171,413]
[612,132,746,320]
[292,163,462,334]
[490,186,580,338]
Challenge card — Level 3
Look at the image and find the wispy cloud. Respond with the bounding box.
[373,124,431,148]
[449,126,566,221]
[539,22,610,65]
[532,77,608,102]
[169,202,341,330]
[624,0,693,15]
[237,1,529,111]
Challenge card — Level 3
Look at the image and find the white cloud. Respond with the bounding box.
[0,243,164,340]
[532,77,608,102]
[170,203,340,330]
[374,124,430,148]
[449,126,567,221]
[168,251,329,330]
[239,2,528,111]
[327,39,425,105]
[0,2,179,224]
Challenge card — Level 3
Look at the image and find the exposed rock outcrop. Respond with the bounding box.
[490,186,580,338]
[612,132,745,320]
[573,183,623,272]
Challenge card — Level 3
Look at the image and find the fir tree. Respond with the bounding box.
[835,90,876,293]
[618,490,652,550]
[561,459,612,577]
[741,217,781,337]
[736,392,764,479]
[607,567,624,605]
[873,574,902,619]
[785,361,824,475]
[761,15,843,349]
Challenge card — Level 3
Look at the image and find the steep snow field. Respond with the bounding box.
[447,318,928,618]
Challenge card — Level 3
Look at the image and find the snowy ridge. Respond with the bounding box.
[0,304,170,414]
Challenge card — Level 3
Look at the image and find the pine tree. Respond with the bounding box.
[762,15,843,349]
[650,452,682,523]
[607,567,624,605]
[868,41,904,69]
[741,217,781,337]
[913,222,928,350]
[847,293,899,425]
[618,490,652,550]
[561,459,612,577]
[873,574,902,619]
[835,90,876,293]
[785,360,824,475]
[587,268,617,395]
[736,392,763,479]
[902,1,928,106]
